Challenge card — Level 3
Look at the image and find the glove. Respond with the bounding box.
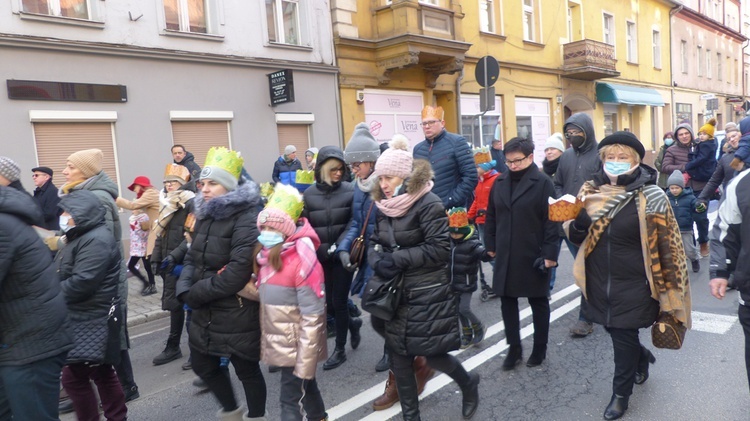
[339,251,356,272]
[171,264,184,277]
[374,253,400,279]
[316,245,331,263]
[573,207,592,231]
[481,250,494,262]
[730,157,744,171]
[160,256,176,275]
[695,199,708,213]
[477,209,487,217]
[151,262,160,277]
[533,257,549,275]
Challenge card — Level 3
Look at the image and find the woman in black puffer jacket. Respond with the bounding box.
[175,148,266,421]
[302,145,359,371]
[58,190,127,421]
[366,138,479,421]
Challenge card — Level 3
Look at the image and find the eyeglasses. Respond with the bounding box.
[330,167,345,174]
[564,131,583,139]
[163,180,180,185]
[31,174,43,178]
[421,120,441,128]
[350,162,362,169]
[505,155,530,166]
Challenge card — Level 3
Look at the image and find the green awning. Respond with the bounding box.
[596,82,665,106]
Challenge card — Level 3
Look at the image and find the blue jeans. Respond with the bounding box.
[0,351,67,421]
[549,237,579,291]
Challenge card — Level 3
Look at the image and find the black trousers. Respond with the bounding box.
[190,350,267,417]
[606,327,650,397]
[279,368,326,421]
[127,256,154,286]
[322,260,354,349]
[738,304,750,393]
[500,296,550,347]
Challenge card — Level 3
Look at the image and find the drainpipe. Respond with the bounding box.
[456,68,464,138]
[669,4,683,131]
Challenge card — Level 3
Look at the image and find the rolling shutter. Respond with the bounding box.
[277,124,310,156]
[33,122,119,188]
[171,121,230,169]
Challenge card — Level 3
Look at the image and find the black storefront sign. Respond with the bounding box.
[267,69,294,106]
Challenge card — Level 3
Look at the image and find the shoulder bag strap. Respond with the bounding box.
[360,201,375,237]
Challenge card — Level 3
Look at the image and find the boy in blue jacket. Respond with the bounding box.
[666,170,707,272]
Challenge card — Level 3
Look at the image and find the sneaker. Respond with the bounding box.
[569,320,594,337]
[460,326,473,349]
[181,358,192,371]
[691,259,700,273]
[124,385,140,402]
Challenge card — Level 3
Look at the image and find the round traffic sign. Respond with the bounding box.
[475,56,499,88]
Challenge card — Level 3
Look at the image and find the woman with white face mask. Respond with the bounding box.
[564,131,691,420]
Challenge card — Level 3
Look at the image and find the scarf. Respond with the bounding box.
[579,183,636,257]
[375,180,434,218]
[153,189,195,237]
[356,175,377,193]
[60,179,86,195]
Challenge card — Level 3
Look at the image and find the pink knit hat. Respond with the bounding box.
[371,135,412,180]
[257,207,296,238]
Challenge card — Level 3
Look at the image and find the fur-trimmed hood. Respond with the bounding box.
[371,159,434,202]
[194,180,261,221]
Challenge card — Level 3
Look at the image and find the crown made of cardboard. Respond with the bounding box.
[295,169,315,186]
[264,184,304,222]
[184,213,196,232]
[203,147,244,179]
[421,105,444,121]
[472,146,492,165]
[447,207,469,228]
[163,163,191,182]
[259,182,275,199]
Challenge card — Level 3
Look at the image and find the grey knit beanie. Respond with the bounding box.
[344,122,380,164]
[673,123,694,140]
[667,170,685,188]
[0,157,21,183]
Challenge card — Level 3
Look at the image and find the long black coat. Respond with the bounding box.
[0,187,73,366]
[33,178,61,230]
[368,159,459,357]
[485,165,559,298]
[176,181,262,359]
[152,189,194,312]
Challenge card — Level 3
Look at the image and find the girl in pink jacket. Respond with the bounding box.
[253,185,328,421]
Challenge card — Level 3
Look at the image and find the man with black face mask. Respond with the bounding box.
[554,113,602,338]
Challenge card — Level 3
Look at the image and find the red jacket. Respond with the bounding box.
[468,170,499,224]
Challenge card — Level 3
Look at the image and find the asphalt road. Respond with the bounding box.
[62,239,750,421]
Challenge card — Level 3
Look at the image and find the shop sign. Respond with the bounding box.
[267,69,294,106]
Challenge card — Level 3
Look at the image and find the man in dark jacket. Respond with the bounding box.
[171,145,202,181]
[31,166,61,230]
[272,145,303,186]
[490,138,509,175]
[554,113,602,337]
[413,105,478,209]
[709,167,750,393]
[0,186,74,421]
[698,126,740,207]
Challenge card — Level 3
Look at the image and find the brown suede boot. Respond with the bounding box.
[372,370,399,411]
[414,356,435,395]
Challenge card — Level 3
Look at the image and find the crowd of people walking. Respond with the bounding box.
[5,104,750,421]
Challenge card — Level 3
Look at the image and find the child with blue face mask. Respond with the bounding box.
[252,184,328,421]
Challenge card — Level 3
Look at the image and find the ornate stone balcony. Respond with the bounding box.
[563,39,620,80]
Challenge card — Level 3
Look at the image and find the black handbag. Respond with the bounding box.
[362,273,403,321]
[67,297,122,365]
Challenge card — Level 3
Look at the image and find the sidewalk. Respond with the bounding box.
[125,269,169,327]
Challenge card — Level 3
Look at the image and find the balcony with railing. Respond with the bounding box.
[563,39,620,80]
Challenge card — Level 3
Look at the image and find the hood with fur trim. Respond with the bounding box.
[371,159,434,202]
[194,180,262,221]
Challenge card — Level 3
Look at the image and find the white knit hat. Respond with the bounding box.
[544,133,565,153]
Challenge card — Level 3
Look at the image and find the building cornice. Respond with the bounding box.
[674,7,747,42]
[0,33,340,74]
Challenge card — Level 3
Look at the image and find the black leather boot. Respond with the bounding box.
[502,345,522,371]
[375,345,390,372]
[526,344,547,367]
[393,369,421,421]
[349,317,363,350]
[634,347,656,385]
[460,372,480,419]
[603,394,629,420]
[153,311,183,365]
[323,347,347,370]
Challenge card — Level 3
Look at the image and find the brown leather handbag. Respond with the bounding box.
[349,202,375,267]
[651,312,687,350]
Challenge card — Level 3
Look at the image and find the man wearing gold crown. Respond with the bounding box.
[413,105,478,209]
[175,147,268,421]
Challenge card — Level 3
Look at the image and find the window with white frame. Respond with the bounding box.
[266,0,305,46]
[522,0,536,42]
[603,13,614,46]
[697,46,703,76]
[21,0,99,21]
[735,59,739,86]
[680,40,688,74]
[567,6,573,41]
[479,0,496,33]
[718,53,722,81]
[163,0,220,34]
[707,49,712,78]
[652,30,661,69]
[626,21,636,62]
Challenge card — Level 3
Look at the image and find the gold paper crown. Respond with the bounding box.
[447,207,469,228]
[295,169,315,185]
[265,184,304,222]
[163,164,191,182]
[203,147,244,179]
[472,146,492,165]
[259,182,275,199]
[421,105,444,121]
[184,213,196,232]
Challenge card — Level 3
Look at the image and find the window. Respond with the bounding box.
[718,53,722,81]
[707,49,712,79]
[170,121,231,168]
[680,40,688,74]
[22,0,97,20]
[676,103,692,127]
[626,21,637,63]
[567,6,572,41]
[697,46,703,77]
[163,0,211,34]
[522,0,535,42]
[479,0,496,33]
[276,125,310,158]
[603,13,614,46]
[566,2,581,42]
[652,30,661,68]
[266,0,303,46]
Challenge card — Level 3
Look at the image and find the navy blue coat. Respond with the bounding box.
[338,183,377,295]
[413,130,478,208]
[667,187,707,232]
[685,139,718,182]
